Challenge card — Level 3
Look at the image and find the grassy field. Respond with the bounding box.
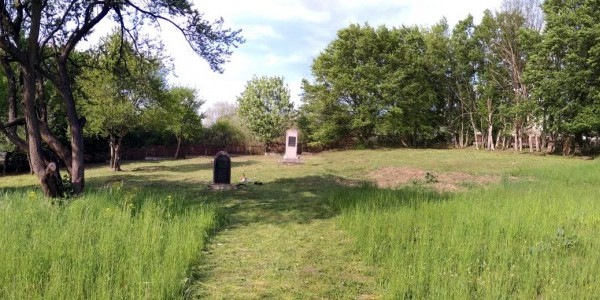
[0,149,598,298]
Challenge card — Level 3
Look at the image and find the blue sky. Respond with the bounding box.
[160,0,503,111]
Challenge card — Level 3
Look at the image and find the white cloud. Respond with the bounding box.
[265,53,305,67]
[197,0,331,24]
[243,25,284,40]
[176,0,503,112]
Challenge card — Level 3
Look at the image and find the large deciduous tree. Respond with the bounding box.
[80,32,167,171]
[304,24,386,147]
[0,1,242,197]
[237,75,295,152]
[526,0,600,155]
[163,87,204,159]
[302,24,441,148]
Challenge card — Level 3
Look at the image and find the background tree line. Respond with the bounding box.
[298,0,600,155]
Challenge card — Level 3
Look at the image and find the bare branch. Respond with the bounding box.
[61,1,113,61]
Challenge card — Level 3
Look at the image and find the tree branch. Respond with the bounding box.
[0,123,28,152]
[3,118,26,128]
[40,0,78,50]
[61,1,113,62]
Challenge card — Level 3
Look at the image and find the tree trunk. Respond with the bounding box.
[57,62,85,194]
[113,138,122,171]
[486,99,495,150]
[467,109,479,149]
[562,136,573,156]
[487,123,495,151]
[453,133,459,148]
[109,138,116,169]
[471,124,479,150]
[1,57,18,137]
[546,133,555,154]
[513,121,523,152]
[495,132,501,150]
[174,135,182,159]
[39,121,73,174]
[21,2,62,198]
[0,55,28,152]
[109,136,122,171]
[41,162,63,198]
[458,121,465,148]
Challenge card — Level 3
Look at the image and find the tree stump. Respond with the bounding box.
[41,162,64,198]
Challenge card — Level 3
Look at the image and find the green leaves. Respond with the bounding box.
[79,31,168,140]
[302,24,445,147]
[526,0,600,136]
[237,76,295,147]
[163,86,204,142]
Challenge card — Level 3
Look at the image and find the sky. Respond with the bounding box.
[158,0,503,111]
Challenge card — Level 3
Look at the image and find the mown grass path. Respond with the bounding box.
[188,174,380,299]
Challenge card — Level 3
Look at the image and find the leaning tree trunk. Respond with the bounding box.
[174,135,182,159]
[22,71,62,197]
[20,2,63,198]
[57,62,85,194]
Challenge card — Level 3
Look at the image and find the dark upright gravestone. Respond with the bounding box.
[210,151,234,190]
[213,151,231,185]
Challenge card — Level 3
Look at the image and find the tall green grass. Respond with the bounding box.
[0,185,220,299]
[329,162,600,298]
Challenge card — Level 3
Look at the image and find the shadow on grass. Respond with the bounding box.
[126,160,259,173]
[217,175,359,226]
[0,184,39,195]
[86,172,364,224]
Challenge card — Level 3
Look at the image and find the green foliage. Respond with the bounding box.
[237,75,295,148]
[80,32,166,138]
[526,0,600,137]
[61,174,75,198]
[201,118,248,147]
[147,86,205,147]
[302,23,446,148]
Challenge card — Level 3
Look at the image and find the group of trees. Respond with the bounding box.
[3,0,600,197]
[299,0,600,154]
[0,1,242,197]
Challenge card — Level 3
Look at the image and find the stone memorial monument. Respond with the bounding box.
[281,128,302,164]
[210,151,234,190]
